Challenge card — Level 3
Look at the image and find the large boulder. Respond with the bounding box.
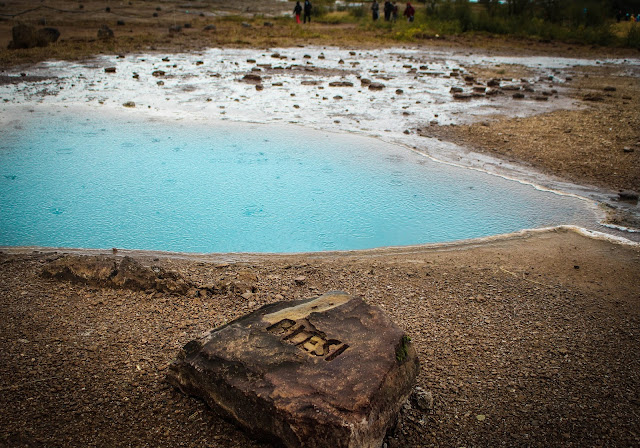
[41,255,191,294]
[8,24,60,49]
[168,291,419,448]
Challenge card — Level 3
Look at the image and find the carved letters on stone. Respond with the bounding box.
[266,318,349,361]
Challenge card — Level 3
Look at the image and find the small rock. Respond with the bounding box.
[512,92,525,99]
[395,89,403,95]
[623,147,634,153]
[104,67,117,73]
[368,82,385,91]
[204,24,217,31]
[122,101,135,108]
[603,86,616,92]
[168,25,182,33]
[97,24,114,40]
[294,275,307,285]
[241,22,252,28]
[618,190,638,201]
[476,414,486,421]
[152,70,165,77]
[450,86,463,93]
[328,81,354,87]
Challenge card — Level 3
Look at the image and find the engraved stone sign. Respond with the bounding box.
[167,291,419,448]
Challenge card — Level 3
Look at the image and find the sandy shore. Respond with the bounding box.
[1,228,639,447]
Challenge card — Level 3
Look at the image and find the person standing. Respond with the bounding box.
[371,0,380,21]
[303,0,313,23]
[403,1,414,22]
[383,0,392,21]
[294,1,302,23]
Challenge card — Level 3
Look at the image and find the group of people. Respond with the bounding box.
[294,0,415,24]
[293,0,313,24]
[371,0,414,22]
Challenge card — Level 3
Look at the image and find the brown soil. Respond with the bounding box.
[1,229,639,447]
[420,65,640,195]
[2,0,640,68]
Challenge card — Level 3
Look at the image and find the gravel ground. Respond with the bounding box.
[1,228,639,447]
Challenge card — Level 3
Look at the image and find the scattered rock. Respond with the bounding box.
[603,86,616,92]
[368,82,385,91]
[116,20,125,26]
[169,25,182,33]
[242,73,262,83]
[618,190,638,202]
[360,78,372,86]
[487,78,501,87]
[534,95,548,101]
[241,22,252,28]
[450,86,463,93]
[168,292,419,448]
[255,84,264,91]
[395,89,403,95]
[203,24,216,31]
[104,67,117,73]
[583,93,604,102]
[512,92,525,99]
[97,24,114,40]
[453,92,473,100]
[263,22,274,27]
[328,81,354,87]
[152,70,165,77]
[294,275,307,285]
[122,101,135,107]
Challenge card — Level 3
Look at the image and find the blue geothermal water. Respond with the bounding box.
[0,110,594,253]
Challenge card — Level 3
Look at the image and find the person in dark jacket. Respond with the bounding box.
[303,0,312,23]
[383,0,392,21]
[371,0,380,20]
[294,1,302,23]
[403,1,414,22]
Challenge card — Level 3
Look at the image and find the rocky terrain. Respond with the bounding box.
[1,228,639,447]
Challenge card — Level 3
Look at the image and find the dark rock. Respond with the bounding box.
[368,82,385,91]
[168,292,419,448]
[534,95,548,101]
[169,25,182,33]
[152,70,165,77]
[411,386,433,412]
[583,93,604,102]
[328,81,354,87]
[41,255,191,294]
[255,84,264,91]
[623,147,634,153]
[472,86,486,93]
[8,24,60,49]
[395,89,403,95]
[183,23,192,29]
[116,20,125,26]
[487,78,500,87]
[618,190,639,202]
[241,22,252,28]
[97,24,114,40]
[449,86,463,93]
[485,88,501,96]
[153,12,158,17]
[263,21,274,27]
[360,78,372,86]
[453,92,473,100]
[104,67,116,73]
[123,101,135,107]
[501,84,521,91]
[242,73,262,83]
[512,92,525,99]
[604,86,616,92]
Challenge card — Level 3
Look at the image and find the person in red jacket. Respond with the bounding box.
[403,2,415,22]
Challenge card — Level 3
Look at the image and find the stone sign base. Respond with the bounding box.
[167,291,419,448]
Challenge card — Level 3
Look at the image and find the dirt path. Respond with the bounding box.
[1,228,639,447]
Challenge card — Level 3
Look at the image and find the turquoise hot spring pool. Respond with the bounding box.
[0,110,596,253]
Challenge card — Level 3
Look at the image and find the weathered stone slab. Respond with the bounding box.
[168,291,419,448]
